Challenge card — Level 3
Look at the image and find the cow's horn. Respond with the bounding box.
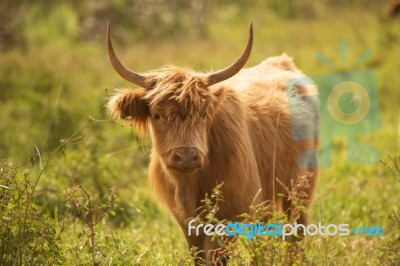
[207,23,253,86]
[107,21,150,89]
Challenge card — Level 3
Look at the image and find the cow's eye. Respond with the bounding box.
[153,113,161,120]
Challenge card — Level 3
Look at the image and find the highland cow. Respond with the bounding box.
[106,22,319,263]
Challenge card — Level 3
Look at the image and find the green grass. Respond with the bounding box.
[0,2,399,265]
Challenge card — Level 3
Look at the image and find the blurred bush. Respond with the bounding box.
[0,0,207,49]
[0,0,391,51]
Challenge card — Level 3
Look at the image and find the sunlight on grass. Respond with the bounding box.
[0,1,399,264]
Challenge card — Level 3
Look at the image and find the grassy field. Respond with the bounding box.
[0,2,399,265]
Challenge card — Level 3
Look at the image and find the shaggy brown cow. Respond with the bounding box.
[106,22,319,263]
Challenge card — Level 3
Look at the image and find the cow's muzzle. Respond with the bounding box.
[167,147,203,172]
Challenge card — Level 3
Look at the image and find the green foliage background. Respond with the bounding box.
[0,0,399,265]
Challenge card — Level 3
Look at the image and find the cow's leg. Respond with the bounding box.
[179,220,206,263]
[298,168,318,226]
[173,187,210,264]
[203,237,228,266]
[282,170,318,239]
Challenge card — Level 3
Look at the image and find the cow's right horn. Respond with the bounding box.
[107,22,150,89]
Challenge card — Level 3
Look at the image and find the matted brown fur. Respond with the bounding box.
[107,54,319,262]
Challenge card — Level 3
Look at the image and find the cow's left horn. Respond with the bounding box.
[207,23,253,86]
[107,21,150,89]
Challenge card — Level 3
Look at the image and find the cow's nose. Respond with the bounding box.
[170,147,200,169]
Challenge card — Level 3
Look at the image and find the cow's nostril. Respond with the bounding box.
[185,150,198,162]
[173,153,183,162]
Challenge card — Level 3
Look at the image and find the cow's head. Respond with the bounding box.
[106,22,253,175]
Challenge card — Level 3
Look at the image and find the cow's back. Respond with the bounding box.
[220,54,319,205]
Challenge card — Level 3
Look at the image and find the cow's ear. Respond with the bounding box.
[107,89,149,136]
